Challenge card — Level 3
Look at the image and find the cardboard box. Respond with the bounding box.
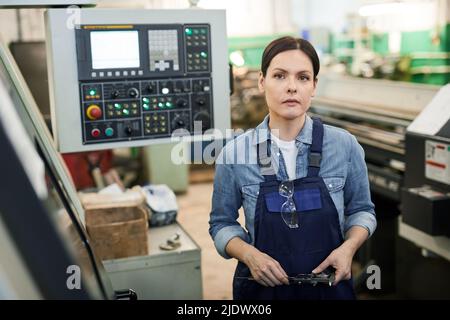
[80,189,150,260]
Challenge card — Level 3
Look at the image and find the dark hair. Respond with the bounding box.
[261,36,320,80]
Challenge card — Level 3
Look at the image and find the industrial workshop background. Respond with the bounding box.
[0,0,449,300]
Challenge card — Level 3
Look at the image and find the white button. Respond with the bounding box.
[203,86,210,92]
[123,71,128,76]
[99,72,105,77]
[162,88,170,94]
[115,71,120,76]
[138,70,144,75]
[107,72,112,77]
[329,184,333,188]
[131,71,136,76]
[91,72,97,77]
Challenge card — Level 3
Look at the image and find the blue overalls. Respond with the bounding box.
[233,118,356,300]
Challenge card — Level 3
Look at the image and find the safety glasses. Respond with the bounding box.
[279,180,299,228]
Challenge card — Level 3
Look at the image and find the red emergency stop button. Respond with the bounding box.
[86,104,102,120]
[91,128,101,138]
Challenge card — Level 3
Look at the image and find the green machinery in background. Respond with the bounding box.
[227,26,449,86]
[331,25,450,85]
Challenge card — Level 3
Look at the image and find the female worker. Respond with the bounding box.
[209,36,376,300]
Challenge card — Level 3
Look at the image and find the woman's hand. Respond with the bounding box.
[243,247,290,287]
[312,242,355,285]
[312,226,369,285]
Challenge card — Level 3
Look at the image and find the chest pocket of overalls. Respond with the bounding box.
[323,177,345,213]
[264,188,323,213]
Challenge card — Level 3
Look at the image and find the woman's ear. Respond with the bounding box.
[258,71,265,93]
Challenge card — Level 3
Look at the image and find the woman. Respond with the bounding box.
[209,36,376,300]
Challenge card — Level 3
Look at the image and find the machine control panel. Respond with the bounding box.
[75,24,214,145]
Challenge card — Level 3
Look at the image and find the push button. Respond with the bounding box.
[86,105,102,120]
[91,128,101,138]
[105,127,114,137]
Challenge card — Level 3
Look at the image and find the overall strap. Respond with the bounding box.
[307,117,324,177]
[257,140,277,182]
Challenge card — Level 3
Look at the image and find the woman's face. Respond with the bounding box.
[259,49,317,121]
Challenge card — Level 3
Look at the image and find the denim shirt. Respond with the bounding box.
[209,115,377,259]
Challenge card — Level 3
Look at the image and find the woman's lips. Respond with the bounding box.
[282,99,300,106]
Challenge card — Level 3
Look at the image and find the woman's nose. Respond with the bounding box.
[287,78,297,94]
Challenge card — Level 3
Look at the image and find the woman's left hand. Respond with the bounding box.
[311,242,355,285]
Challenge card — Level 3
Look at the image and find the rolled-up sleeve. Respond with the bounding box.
[343,135,377,237]
[209,150,249,259]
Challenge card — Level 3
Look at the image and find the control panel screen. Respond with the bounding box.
[148,29,179,72]
[90,31,140,69]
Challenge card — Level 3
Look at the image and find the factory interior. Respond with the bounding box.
[0,0,449,301]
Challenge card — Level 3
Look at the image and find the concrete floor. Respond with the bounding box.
[177,182,245,300]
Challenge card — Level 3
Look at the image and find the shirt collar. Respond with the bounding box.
[252,114,313,146]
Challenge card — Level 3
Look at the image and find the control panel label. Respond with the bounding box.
[425,140,450,185]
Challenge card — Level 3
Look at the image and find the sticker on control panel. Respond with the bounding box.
[425,140,450,185]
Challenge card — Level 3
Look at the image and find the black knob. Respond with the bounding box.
[172,116,188,130]
[147,84,155,94]
[176,99,188,108]
[128,88,139,98]
[194,112,210,131]
[124,126,133,135]
[111,89,120,99]
[196,98,206,106]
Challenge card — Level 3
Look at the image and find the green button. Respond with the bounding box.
[158,102,164,108]
[200,52,207,58]
[142,97,150,103]
[105,128,114,137]
[166,102,172,108]
[89,89,96,96]
[143,103,150,110]
[123,109,129,115]
[200,29,206,34]
[114,103,122,109]
[193,29,199,34]
[185,28,193,35]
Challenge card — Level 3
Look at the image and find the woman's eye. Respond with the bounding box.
[274,73,284,79]
[299,75,310,81]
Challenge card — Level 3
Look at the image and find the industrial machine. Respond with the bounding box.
[0,37,119,299]
[45,9,230,152]
[311,74,439,203]
[311,74,450,298]
[397,85,450,299]
[1,4,225,299]
[400,85,450,256]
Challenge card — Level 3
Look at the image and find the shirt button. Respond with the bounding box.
[329,184,333,188]
[277,152,280,157]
